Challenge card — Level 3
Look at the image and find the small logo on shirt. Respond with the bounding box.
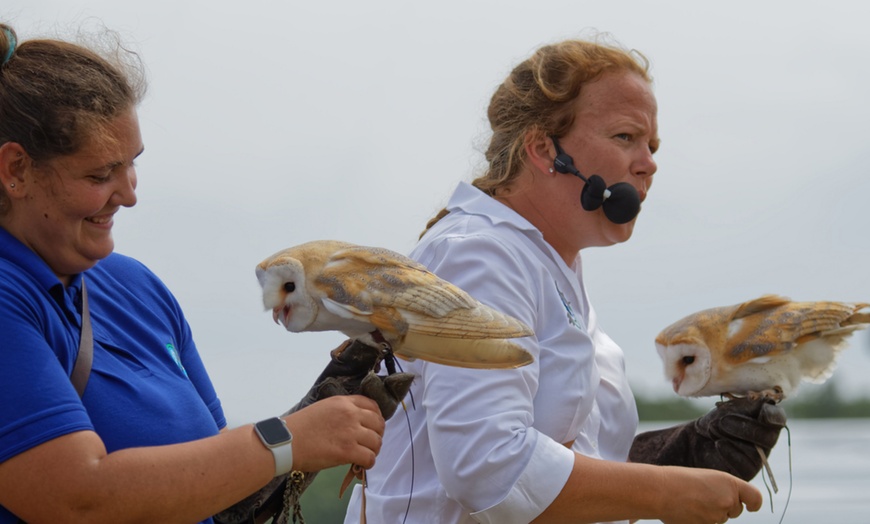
[556,284,582,329]
[165,343,188,377]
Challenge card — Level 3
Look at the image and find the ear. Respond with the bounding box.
[0,142,30,195]
[523,127,557,176]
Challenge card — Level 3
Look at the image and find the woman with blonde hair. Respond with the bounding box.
[345,37,783,524]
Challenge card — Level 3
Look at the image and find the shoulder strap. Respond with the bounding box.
[70,277,93,398]
[16,280,93,523]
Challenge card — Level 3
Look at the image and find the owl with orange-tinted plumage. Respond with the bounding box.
[255,240,534,369]
[655,295,870,400]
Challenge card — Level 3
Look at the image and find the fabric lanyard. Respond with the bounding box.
[16,280,93,523]
[71,277,93,397]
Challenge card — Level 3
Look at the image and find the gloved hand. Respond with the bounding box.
[305,339,414,420]
[628,396,787,481]
[214,339,414,524]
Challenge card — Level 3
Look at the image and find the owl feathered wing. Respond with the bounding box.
[725,295,870,370]
[317,245,534,369]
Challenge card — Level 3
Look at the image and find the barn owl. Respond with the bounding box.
[655,295,870,400]
[255,240,534,369]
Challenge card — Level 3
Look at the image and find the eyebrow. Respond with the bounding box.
[95,146,145,172]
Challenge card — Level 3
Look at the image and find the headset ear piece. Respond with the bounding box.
[580,175,607,211]
[553,153,577,176]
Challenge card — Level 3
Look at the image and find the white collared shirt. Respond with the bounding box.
[345,182,637,524]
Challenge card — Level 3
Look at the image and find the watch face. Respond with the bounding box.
[257,418,292,446]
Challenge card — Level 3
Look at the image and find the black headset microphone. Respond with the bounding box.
[550,137,641,225]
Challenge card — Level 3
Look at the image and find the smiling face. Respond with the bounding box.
[1,107,142,284]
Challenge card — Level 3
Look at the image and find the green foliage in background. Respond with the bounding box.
[784,381,870,418]
[636,380,870,421]
[635,395,709,421]
[294,466,358,524]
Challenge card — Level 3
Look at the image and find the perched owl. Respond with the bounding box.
[255,240,534,369]
[655,295,870,400]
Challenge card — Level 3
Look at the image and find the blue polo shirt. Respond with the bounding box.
[0,227,226,523]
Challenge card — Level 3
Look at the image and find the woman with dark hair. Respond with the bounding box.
[0,25,384,524]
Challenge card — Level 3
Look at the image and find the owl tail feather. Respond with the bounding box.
[843,306,870,327]
[799,304,870,384]
[798,334,853,384]
[396,332,534,369]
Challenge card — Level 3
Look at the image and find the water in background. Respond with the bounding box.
[638,418,870,523]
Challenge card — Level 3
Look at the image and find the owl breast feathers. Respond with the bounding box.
[655,295,870,399]
[256,240,534,369]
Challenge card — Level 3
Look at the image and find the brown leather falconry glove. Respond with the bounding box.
[628,396,787,481]
[214,339,414,524]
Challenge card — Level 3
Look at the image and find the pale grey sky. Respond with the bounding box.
[6,1,870,429]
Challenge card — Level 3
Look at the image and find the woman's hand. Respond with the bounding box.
[656,465,762,524]
[283,394,385,472]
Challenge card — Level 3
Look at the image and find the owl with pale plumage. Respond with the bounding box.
[255,240,534,369]
[655,295,870,400]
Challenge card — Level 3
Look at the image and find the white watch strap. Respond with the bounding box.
[271,439,294,476]
[255,418,294,477]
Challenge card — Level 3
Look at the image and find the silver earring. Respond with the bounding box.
[548,167,554,174]
[9,183,14,188]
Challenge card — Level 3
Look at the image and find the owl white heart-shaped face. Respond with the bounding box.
[256,256,318,332]
[656,341,712,397]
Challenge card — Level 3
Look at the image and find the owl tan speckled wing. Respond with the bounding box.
[724,295,870,364]
[313,243,534,368]
[317,243,532,339]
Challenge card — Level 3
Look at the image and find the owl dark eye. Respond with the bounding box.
[283,282,296,293]
[682,356,695,366]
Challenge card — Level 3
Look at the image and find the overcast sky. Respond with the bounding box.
[6,1,870,426]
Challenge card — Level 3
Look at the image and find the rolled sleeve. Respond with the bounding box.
[421,360,576,520]
[470,435,575,524]
[404,205,593,521]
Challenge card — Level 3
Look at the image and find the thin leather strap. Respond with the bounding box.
[70,277,93,398]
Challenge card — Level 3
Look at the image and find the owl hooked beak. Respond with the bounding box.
[671,374,683,394]
[272,305,293,330]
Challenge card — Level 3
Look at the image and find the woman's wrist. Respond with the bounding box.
[253,417,295,476]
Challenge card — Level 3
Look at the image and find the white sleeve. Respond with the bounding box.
[413,233,575,522]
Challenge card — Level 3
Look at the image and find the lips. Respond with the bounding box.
[86,213,115,226]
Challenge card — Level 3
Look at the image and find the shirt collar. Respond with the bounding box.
[447,181,541,233]
[0,226,80,299]
[446,181,582,271]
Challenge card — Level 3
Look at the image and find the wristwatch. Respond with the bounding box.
[254,417,294,476]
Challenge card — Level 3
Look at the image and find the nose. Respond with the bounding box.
[631,149,656,200]
[112,165,138,208]
[631,148,657,179]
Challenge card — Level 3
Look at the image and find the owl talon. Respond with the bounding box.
[720,385,784,404]
[747,386,784,403]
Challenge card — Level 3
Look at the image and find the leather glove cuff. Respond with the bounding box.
[628,396,786,481]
